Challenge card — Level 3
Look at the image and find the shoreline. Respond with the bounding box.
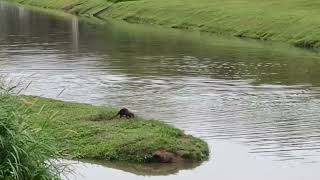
[6,0,320,49]
[21,96,209,163]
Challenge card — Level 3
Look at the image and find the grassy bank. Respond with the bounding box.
[0,93,60,179]
[7,0,320,48]
[20,96,209,162]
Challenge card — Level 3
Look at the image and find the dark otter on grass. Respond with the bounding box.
[109,108,135,120]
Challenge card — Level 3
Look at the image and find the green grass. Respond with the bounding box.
[20,96,209,162]
[0,85,207,179]
[0,93,60,180]
[7,0,320,48]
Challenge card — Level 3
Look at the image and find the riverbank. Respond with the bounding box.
[20,96,209,163]
[7,0,320,48]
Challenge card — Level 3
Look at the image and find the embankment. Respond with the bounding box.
[7,0,320,48]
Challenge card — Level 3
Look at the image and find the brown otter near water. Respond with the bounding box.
[109,108,135,120]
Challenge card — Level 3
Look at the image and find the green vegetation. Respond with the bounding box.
[0,89,208,179]
[0,92,60,180]
[21,96,209,162]
[7,0,320,48]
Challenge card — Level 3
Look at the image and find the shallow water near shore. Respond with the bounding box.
[1,1,320,179]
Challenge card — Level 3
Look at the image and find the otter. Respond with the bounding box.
[109,108,135,120]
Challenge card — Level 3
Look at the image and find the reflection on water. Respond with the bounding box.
[61,141,320,180]
[80,159,201,176]
[57,159,199,180]
[1,1,320,179]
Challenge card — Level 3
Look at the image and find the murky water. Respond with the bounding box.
[1,1,320,179]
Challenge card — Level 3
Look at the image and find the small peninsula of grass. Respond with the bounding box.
[20,96,209,163]
[7,0,320,48]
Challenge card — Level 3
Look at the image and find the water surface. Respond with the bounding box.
[1,1,320,180]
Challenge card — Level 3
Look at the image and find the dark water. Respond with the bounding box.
[1,1,320,180]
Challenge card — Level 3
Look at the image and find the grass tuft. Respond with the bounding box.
[0,90,61,180]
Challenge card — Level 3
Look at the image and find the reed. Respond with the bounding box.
[0,87,61,180]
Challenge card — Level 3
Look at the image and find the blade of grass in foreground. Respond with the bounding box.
[0,87,62,180]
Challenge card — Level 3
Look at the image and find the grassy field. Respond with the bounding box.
[7,0,320,48]
[20,96,209,162]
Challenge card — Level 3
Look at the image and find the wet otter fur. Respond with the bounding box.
[109,108,135,120]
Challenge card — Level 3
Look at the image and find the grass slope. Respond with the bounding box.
[21,96,209,162]
[8,0,320,48]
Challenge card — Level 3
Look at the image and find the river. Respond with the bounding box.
[1,1,320,180]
